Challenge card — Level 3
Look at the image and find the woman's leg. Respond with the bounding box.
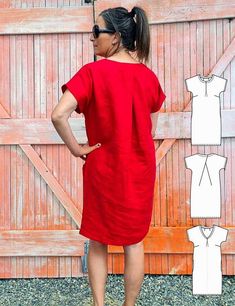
[122,241,145,306]
[87,239,108,306]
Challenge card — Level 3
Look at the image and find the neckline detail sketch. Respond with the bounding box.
[198,74,215,83]
[185,74,227,145]
[199,225,215,240]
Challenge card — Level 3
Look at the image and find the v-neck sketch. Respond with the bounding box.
[185,153,227,218]
[199,225,215,246]
[185,74,227,145]
[187,225,228,295]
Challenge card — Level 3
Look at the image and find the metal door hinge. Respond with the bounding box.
[81,240,89,273]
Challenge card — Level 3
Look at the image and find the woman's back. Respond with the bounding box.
[61,58,166,245]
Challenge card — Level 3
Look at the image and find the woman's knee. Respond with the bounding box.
[123,240,143,252]
[89,239,108,249]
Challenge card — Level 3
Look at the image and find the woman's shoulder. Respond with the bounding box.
[84,58,150,69]
[82,59,159,80]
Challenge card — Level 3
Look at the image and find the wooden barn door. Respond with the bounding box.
[0,0,92,279]
[0,0,234,279]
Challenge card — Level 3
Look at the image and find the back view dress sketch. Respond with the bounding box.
[185,153,227,218]
[187,225,228,295]
[185,74,227,145]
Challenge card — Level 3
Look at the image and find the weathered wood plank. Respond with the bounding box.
[108,227,235,254]
[0,230,86,256]
[0,7,93,34]
[96,0,235,26]
[0,110,234,144]
[0,118,87,144]
[0,2,234,35]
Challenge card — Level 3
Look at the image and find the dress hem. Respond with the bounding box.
[191,215,221,218]
[192,292,222,295]
[79,228,149,246]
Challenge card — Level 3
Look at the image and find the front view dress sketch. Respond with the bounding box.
[187,225,228,295]
[185,74,227,145]
[185,153,227,218]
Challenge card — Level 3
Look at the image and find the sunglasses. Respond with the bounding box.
[92,10,120,39]
[92,24,115,38]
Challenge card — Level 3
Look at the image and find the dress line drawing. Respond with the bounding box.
[187,225,228,295]
[185,153,227,218]
[185,74,227,145]
[184,73,229,296]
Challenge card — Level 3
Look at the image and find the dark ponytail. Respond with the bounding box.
[132,6,150,64]
[100,6,150,64]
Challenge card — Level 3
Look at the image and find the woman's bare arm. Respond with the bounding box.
[51,89,101,158]
[51,89,83,157]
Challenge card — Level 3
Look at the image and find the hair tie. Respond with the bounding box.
[129,9,135,18]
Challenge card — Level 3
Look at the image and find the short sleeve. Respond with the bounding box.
[215,155,227,170]
[151,77,166,113]
[185,76,195,93]
[61,64,93,114]
[217,77,227,95]
[187,228,194,243]
[216,227,228,245]
[185,155,194,170]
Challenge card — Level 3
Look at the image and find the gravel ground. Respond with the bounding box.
[0,275,234,306]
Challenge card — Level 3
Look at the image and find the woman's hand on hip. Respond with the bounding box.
[75,142,102,161]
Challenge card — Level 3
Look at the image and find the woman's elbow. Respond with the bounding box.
[51,107,67,122]
[51,111,61,122]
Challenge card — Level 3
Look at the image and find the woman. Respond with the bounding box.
[51,6,166,306]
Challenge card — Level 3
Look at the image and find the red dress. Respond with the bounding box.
[61,58,166,246]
